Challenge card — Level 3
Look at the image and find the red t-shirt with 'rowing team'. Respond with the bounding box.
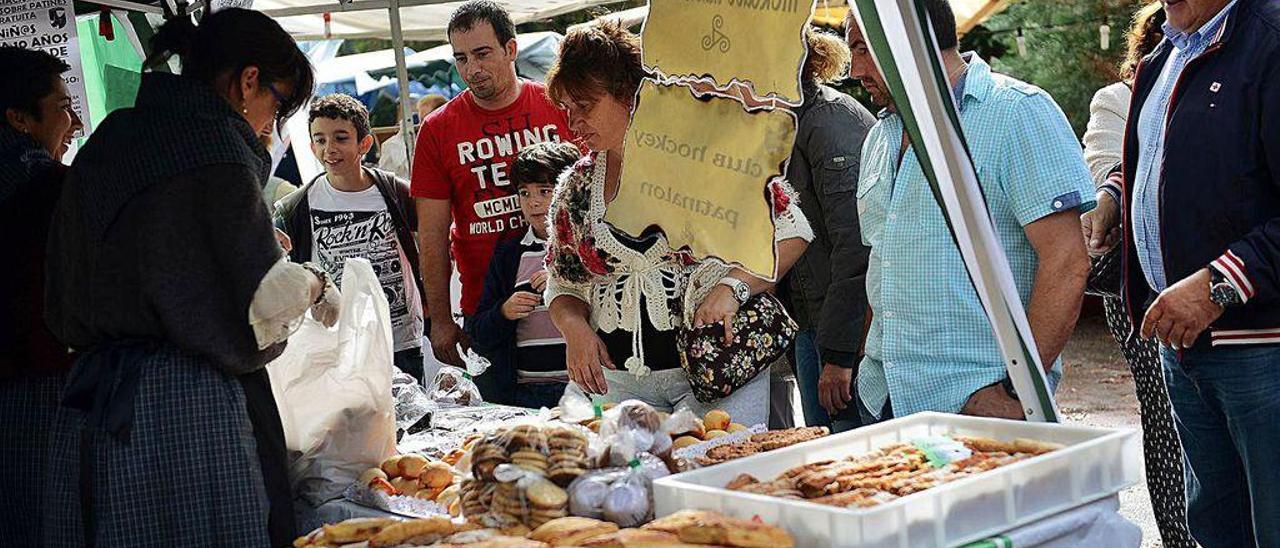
[411,80,573,315]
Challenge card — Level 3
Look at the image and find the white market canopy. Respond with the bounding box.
[254,0,623,40]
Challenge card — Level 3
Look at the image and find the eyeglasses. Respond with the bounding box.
[264,82,291,133]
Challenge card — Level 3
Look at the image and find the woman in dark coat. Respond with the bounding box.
[0,46,83,547]
[43,9,335,547]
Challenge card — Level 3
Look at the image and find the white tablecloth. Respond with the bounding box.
[305,494,1140,547]
[961,495,1141,548]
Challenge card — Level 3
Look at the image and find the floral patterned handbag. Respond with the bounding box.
[678,267,799,403]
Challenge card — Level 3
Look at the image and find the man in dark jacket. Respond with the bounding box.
[780,29,876,432]
[1115,0,1280,544]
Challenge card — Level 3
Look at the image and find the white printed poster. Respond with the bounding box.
[0,0,92,136]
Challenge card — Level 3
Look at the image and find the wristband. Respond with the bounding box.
[300,263,330,305]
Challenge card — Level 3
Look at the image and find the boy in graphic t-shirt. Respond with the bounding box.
[468,142,580,409]
[275,94,427,381]
[411,2,574,400]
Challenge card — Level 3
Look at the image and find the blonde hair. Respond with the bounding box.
[803,26,851,84]
[417,94,447,113]
[1121,2,1166,83]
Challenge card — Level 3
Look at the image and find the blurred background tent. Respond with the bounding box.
[314,31,563,127]
[595,0,1011,35]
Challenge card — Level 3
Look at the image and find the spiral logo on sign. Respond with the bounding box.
[701,15,731,53]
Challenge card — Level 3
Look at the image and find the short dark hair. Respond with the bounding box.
[448,0,516,48]
[0,47,70,127]
[922,0,959,50]
[512,141,581,187]
[309,94,371,140]
[147,8,314,123]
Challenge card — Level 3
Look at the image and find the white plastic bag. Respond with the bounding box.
[268,258,397,506]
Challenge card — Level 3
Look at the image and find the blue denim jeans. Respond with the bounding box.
[1161,344,1280,548]
[794,330,862,432]
[394,347,424,384]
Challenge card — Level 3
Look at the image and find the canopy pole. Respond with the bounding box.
[388,0,416,173]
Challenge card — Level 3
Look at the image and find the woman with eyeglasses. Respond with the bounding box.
[43,9,334,546]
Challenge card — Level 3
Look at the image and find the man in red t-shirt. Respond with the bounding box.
[412,0,574,368]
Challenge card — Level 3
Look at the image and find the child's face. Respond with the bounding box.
[518,182,556,237]
[310,117,372,176]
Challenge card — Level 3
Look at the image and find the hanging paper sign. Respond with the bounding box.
[639,0,815,104]
[210,0,254,10]
[0,0,92,136]
[605,81,796,277]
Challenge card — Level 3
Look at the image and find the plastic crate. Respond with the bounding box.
[653,412,1141,547]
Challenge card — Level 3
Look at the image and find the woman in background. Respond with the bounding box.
[1080,4,1194,547]
[781,28,876,433]
[0,45,83,547]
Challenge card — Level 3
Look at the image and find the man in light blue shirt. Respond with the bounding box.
[844,0,1093,422]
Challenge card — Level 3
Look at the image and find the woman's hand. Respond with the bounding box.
[564,324,614,395]
[1080,190,1122,256]
[694,284,741,346]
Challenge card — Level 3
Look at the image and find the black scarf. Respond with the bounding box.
[0,126,58,205]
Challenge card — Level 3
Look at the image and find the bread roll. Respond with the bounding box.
[421,462,456,489]
[703,410,731,432]
[672,436,701,450]
[380,455,403,477]
[398,454,429,479]
[359,467,389,487]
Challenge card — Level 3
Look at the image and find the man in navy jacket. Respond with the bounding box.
[1104,0,1280,545]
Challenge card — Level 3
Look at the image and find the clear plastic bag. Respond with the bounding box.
[427,366,483,407]
[566,460,664,527]
[594,400,699,468]
[267,258,397,506]
[391,368,433,437]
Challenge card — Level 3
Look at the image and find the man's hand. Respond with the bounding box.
[502,291,541,321]
[430,320,469,367]
[564,325,614,395]
[1141,268,1224,348]
[530,270,548,293]
[960,383,1024,420]
[694,285,741,346]
[818,363,853,415]
[1080,190,1122,256]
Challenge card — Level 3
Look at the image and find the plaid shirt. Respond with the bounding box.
[1132,2,1237,293]
[856,55,1094,418]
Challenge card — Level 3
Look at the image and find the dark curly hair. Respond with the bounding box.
[545,20,648,107]
[0,47,70,128]
[308,93,371,140]
[512,141,581,187]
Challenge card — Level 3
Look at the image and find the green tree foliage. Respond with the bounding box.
[966,0,1146,136]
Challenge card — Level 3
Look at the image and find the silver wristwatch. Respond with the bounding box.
[717,277,751,305]
[1210,270,1244,308]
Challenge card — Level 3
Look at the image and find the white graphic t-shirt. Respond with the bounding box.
[309,177,424,351]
